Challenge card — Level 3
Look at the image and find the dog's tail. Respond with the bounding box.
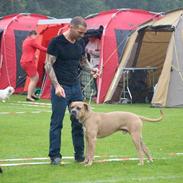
[139,110,163,122]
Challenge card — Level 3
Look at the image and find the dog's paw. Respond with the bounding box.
[81,159,89,165]
[138,162,144,166]
[83,159,93,166]
[84,162,93,166]
[147,158,153,163]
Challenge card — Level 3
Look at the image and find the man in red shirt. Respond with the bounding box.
[20,30,47,101]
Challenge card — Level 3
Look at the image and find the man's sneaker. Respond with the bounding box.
[50,157,61,165]
[75,156,85,163]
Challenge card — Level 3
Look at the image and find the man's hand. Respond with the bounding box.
[91,68,100,78]
[55,84,66,98]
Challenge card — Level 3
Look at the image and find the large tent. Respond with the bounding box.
[85,9,159,103]
[105,9,183,107]
[0,13,48,92]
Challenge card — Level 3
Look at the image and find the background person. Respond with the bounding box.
[84,36,100,98]
[85,37,100,68]
[44,16,99,165]
[20,30,47,102]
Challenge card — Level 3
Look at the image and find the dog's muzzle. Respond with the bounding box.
[70,110,77,121]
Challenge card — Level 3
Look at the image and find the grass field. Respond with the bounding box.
[0,95,183,183]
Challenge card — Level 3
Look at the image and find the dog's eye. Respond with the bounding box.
[76,107,81,110]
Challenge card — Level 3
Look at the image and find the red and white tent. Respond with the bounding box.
[0,13,48,92]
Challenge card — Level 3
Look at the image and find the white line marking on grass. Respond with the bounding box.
[15,112,26,114]
[0,111,51,115]
[18,101,51,106]
[0,156,124,162]
[1,153,181,162]
[0,112,9,115]
[9,103,51,108]
[94,157,171,163]
[16,101,96,110]
[0,153,182,167]
[176,153,183,155]
[0,156,73,162]
[169,152,183,156]
[0,162,50,167]
[0,157,174,167]
[0,161,70,167]
[64,175,183,183]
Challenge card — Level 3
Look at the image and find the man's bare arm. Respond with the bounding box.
[44,53,59,88]
[44,53,65,97]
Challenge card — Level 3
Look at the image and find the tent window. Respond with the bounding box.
[115,29,131,64]
[14,30,30,88]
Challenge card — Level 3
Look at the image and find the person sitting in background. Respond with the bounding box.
[20,30,47,102]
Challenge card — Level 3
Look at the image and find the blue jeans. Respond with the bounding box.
[49,83,84,159]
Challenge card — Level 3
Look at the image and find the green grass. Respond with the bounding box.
[0,95,183,183]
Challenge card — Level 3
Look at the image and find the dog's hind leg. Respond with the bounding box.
[131,132,145,165]
[140,139,153,163]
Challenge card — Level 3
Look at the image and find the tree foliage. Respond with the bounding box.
[0,0,183,18]
[104,0,183,12]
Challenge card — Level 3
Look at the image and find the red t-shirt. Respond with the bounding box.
[20,37,46,63]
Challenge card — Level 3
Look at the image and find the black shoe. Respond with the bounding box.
[75,156,85,163]
[31,95,39,100]
[50,157,61,165]
[26,98,35,102]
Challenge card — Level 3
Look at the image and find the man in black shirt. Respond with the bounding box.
[45,16,98,165]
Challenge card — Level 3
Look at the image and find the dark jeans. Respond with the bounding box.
[49,83,84,159]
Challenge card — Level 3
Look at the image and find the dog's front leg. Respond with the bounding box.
[83,135,89,164]
[85,135,97,166]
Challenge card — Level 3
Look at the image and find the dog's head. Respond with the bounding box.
[0,86,15,102]
[6,86,15,96]
[69,101,90,123]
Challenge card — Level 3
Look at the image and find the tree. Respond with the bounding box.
[1,0,183,18]
[39,0,109,18]
[104,0,183,12]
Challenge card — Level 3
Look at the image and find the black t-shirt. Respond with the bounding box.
[47,34,85,86]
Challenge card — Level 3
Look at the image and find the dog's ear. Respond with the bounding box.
[83,103,89,111]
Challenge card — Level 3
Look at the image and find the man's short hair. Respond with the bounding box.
[70,16,87,28]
